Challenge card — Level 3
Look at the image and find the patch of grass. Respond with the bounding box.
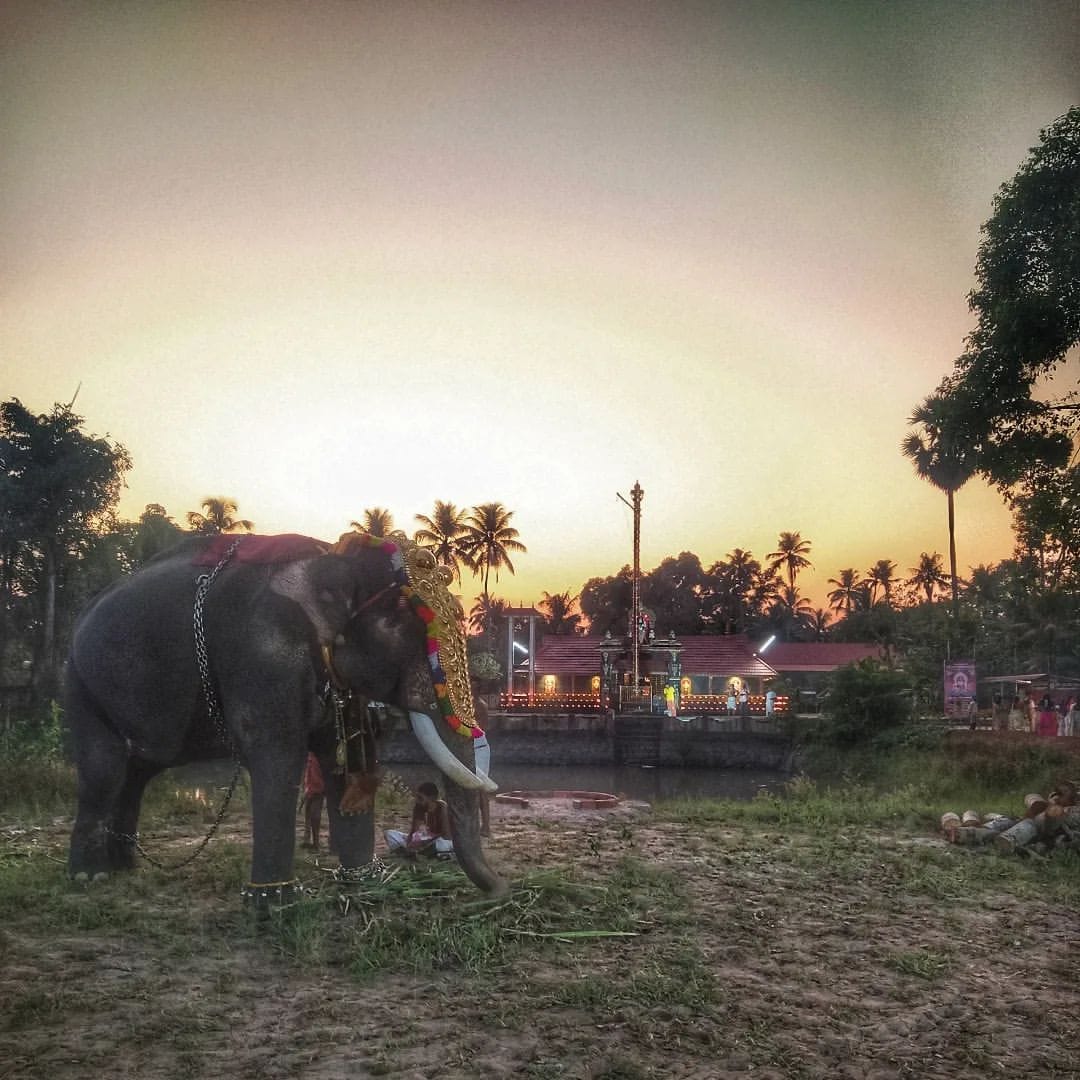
[889,948,953,980]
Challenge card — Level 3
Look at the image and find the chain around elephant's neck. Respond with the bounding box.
[332,531,482,739]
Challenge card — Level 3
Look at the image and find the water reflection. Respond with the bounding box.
[166,761,787,804]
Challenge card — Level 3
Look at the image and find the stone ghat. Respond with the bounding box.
[382,716,796,771]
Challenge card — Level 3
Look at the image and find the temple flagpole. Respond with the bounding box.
[617,481,644,696]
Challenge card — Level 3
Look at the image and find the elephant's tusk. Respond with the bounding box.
[409,711,497,793]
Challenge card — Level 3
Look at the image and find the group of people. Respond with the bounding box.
[299,752,486,860]
[990,692,1078,737]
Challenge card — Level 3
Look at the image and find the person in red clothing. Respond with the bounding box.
[301,752,326,851]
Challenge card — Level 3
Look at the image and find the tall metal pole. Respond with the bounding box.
[617,481,645,694]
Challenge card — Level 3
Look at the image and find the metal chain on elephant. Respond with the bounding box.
[194,538,244,751]
[107,538,246,872]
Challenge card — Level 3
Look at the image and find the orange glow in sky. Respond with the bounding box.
[3,3,1078,612]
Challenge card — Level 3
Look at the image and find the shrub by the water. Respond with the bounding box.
[804,659,910,745]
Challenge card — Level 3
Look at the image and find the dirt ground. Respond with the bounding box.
[1,797,1078,1080]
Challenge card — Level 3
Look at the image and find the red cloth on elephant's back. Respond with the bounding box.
[191,533,329,566]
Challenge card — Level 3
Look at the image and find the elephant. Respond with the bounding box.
[64,530,505,902]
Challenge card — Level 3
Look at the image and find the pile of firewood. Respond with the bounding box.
[941,781,1079,855]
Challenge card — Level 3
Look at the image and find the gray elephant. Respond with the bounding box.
[65,530,505,901]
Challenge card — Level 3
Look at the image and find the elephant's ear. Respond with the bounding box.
[268,555,358,646]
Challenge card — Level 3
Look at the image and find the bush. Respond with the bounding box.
[804,659,910,745]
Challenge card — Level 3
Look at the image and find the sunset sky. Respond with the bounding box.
[3,2,1078,614]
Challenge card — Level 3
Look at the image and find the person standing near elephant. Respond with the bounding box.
[301,753,325,851]
[385,782,454,857]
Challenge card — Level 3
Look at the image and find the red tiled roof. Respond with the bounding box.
[764,642,884,672]
[532,635,607,677]
[532,634,777,679]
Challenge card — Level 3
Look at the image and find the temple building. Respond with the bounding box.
[503,632,885,715]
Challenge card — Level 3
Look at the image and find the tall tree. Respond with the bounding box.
[132,504,184,566]
[767,531,813,592]
[908,552,950,605]
[462,503,526,611]
[187,497,253,535]
[579,566,633,637]
[537,590,582,636]
[0,398,132,697]
[641,552,707,636]
[826,568,866,616]
[867,559,897,606]
[807,608,832,641]
[902,393,976,620]
[938,107,1080,488]
[350,507,394,537]
[414,501,470,583]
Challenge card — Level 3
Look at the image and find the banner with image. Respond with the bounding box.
[944,661,976,717]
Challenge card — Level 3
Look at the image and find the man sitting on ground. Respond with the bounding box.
[385,781,454,858]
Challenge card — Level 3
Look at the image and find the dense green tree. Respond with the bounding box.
[702,548,769,634]
[1009,462,1080,594]
[641,552,706,637]
[414,501,471,583]
[187,497,253,535]
[579,566,633,637]
[941,107,1080,488]
[132,504,184,566]
[0,397,132,697]
[537,590,582,636]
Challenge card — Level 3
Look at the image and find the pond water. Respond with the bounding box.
[167,760,790,804]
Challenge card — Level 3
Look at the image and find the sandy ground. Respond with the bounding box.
[1,797,1078,1080]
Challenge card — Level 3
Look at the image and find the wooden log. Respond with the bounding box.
[1024,794,1049,817]
[962,810,981,827]
[940,812,961,840]
[950,826,995,846]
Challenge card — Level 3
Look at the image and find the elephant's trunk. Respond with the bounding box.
[444,781,507,896]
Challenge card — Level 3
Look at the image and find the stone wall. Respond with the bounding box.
[381,711,796,772]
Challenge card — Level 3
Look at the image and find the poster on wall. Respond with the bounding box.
[944,661,976,717]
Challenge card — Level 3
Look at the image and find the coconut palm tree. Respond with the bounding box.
[462,503,526,609]
[537,590,581,636]
[901,393,976,620]
[768,584,815,641]
[826,568,867,615]
[767,531,813,591]
[350,507,395,537]
[186,497,253,535]
[808,608,832,641]
[867,559,897,606]
[908,551,950,605]
[468,595,508,637]
[414,501,470,582]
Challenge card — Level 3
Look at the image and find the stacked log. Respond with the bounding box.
[941,780,1078,854]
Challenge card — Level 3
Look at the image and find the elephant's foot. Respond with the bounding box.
[72,870,111,884]
[241,879,303,912]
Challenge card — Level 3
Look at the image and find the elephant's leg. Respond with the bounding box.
[247,748,306,902]
[68,719,130,881]
[322,761,375,873]
[106,758,165,870]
